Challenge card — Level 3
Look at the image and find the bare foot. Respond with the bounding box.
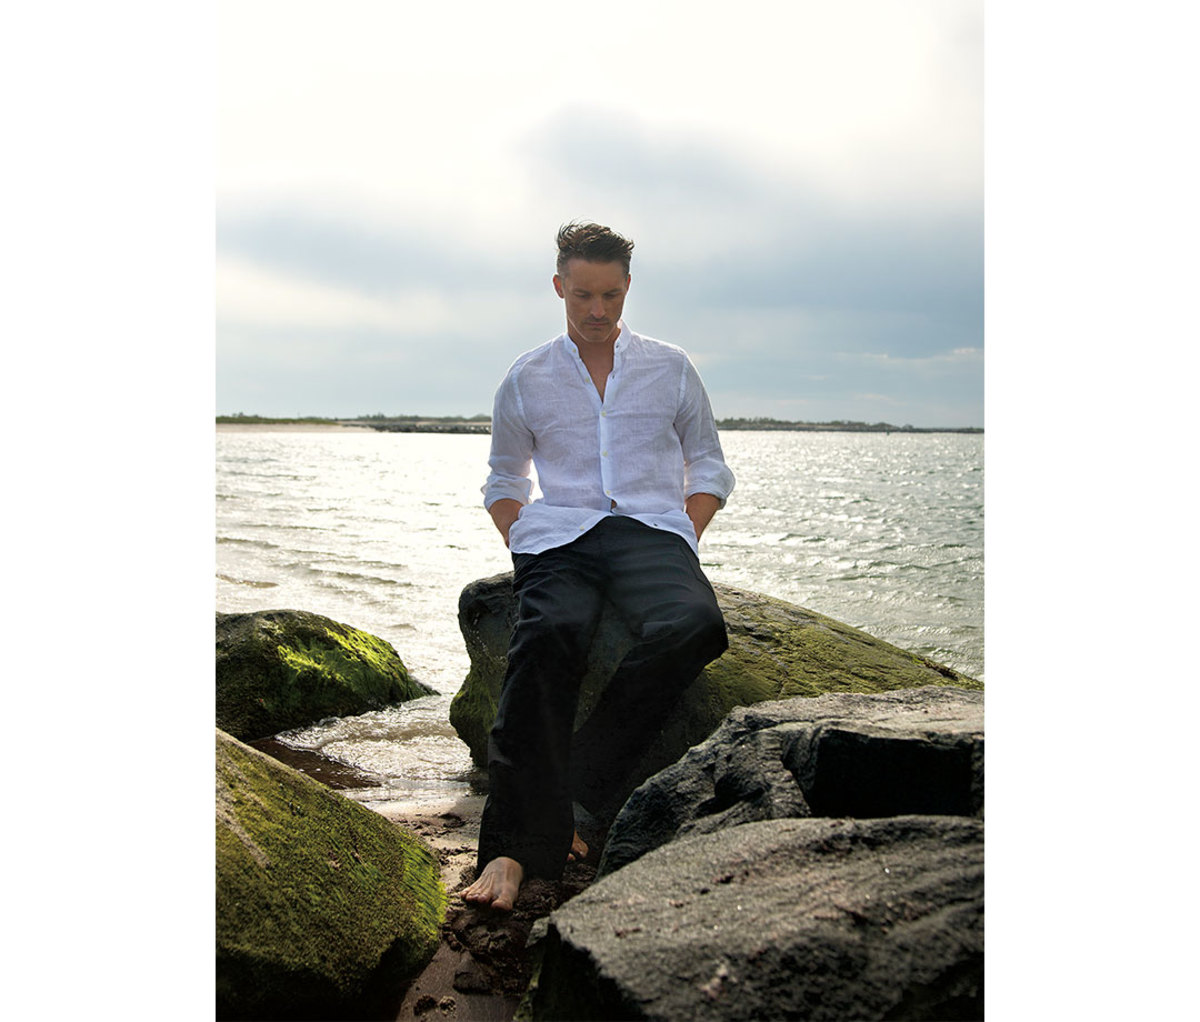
[461,856,524,912]
[567,830,589,862]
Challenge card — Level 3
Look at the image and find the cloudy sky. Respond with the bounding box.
[217,0,982,427]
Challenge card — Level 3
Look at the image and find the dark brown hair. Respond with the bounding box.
[555,221,634,276]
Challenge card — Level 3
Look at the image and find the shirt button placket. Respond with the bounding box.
[599,407,613,508]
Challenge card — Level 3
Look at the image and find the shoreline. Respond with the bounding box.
[216,420,983,435]
[216,422,376,433]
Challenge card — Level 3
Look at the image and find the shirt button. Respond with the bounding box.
[601,451,608,457]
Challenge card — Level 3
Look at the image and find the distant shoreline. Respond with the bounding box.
[217,417,982,435]
[216,422,377,433]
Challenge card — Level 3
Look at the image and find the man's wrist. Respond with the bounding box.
[685,492,722,538]
[487,498,523,546]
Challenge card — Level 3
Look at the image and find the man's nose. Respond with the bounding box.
[590,298,606,318]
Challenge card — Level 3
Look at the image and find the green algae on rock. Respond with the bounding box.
[215,729,445,1020]
[450,575,982,818]
[216,609,435,742]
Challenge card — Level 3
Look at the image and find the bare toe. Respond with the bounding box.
[461,856,524,912]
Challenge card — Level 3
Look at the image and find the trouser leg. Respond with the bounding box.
[476,537,605,879]
[569,519,728,817]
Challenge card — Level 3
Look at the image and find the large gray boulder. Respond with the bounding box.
[450,576,981,815]
[600,686,983,877]
[528,815,984,1021]
[216,609,434,741]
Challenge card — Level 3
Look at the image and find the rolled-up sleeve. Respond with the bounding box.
[676,358,735,506]
[482,370,535,508]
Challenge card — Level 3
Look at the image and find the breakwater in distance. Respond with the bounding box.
[216,415,982,435]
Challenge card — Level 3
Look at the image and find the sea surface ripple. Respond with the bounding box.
[216,428,983,804]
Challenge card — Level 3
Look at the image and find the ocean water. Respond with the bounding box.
[216,427,982,804]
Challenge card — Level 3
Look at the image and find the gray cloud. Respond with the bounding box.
[218,321,522,419]
[217,207,543,296]
[522,106,981,355]
[217,105,981,425]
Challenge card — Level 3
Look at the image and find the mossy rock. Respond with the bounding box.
[216,609,435,742]
[450,575,982,813]
[215,729,445,1020]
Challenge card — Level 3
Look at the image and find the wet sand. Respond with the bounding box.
[373,794,597,1022]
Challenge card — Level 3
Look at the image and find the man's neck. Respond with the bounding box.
[569,326,618,400]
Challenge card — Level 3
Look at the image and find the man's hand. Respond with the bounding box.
[488,499,523,548]
[685,492,722,540]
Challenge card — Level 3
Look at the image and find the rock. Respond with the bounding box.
[600,686,983,876]
[216,609,435,742]
[215,728,445,1020]
[450,575,981,816]
[528,815,984,1021]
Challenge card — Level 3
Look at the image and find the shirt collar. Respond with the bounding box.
[560,320,631,360]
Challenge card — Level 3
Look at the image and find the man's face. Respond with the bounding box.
[553,258,630,348]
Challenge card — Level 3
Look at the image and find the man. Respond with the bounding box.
[462,222,735,911]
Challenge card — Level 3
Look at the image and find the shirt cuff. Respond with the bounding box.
[685,463,735,508]
[482,477,532,508]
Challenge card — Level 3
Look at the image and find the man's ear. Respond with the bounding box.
[552,274,565,298]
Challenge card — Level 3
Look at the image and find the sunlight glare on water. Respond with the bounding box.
[216,427,982,801]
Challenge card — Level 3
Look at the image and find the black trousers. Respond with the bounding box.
[476,515,728,880]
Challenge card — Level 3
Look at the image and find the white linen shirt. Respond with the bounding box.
[482,322,735,556]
